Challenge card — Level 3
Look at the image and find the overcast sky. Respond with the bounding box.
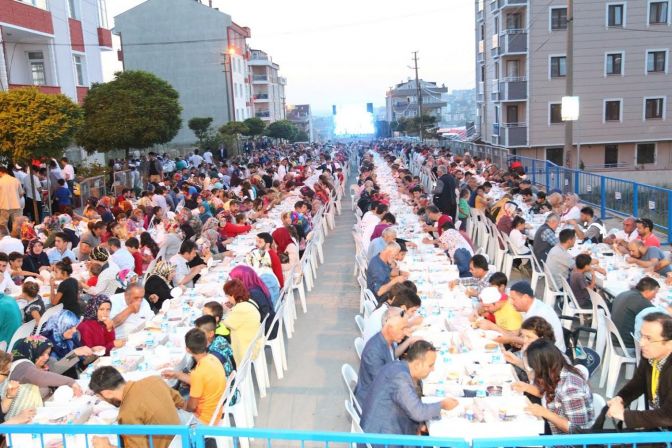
[104,0,475,115]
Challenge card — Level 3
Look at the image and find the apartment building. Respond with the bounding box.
[476,0,672,172]
[0,0,112,103]
[286,104,313,141]
[385,79,448,123]
[115,0,251,144]
[249,49,286,122]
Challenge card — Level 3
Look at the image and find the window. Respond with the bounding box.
[604,144,619,167]
[645,97,665,119]
[506,105,519,123]
[607,4,624,27]
[649,1,669,24]
[28,51,46,86]
[73,55,84,85]
[551,7,568,30]
[550,103,563,124]
[507,13,522,30]
[606,53,623,75]
[550,56,566,78]
[604,100,621,121]
[647,50,667,73]
[546,147,564,166]
[506,60,520,78]
[67,0,79,19]
[636,143,656,164]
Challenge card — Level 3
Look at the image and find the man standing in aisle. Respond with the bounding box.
[60,157,75,192]
[0,166,23,231]
[21,167,43,224]
[432,165,458,220]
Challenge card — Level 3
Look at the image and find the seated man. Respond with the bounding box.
[162,328,226,425]
[636,218,661,248]
[361,341,458,437]
[367,227,397,262]
[608,312,672,429]
[170,240,206,288]
[110,284,155,340]
[367,242,408,300]
[568,206,605,244]
[47,232,77,265]
[88,366,184,448]
[545,229,577,289]
[456,254,492,298]
[605,216,638,254]
[354,308,410,404]
[611,277,659,349]
[625,240,672,277]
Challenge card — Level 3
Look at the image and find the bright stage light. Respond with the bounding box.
[334,104,375,136]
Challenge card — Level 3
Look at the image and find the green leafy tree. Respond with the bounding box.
[0,87,83,217]
[77,71,182,157]
[188,117,213,143]
[290,130,310,143]
[219,121,249,136]
[265,120,298,141]
[242,117,266,137]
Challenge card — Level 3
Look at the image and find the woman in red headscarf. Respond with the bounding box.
[272,212,301,283]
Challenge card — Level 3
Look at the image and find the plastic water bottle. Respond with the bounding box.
[476,380,487,398]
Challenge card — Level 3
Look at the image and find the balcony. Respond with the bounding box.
[97,27,113,49]
[499,123,528,146]
[477,81,484,102]
[9,84,61,94]
[498,29,527,55]
[498,0,527,9]
[69,18,84,52]
[256,111,271,118]
[492,123,500,136]
[0,0,53,35]
[253,93,269,102]
[252,74,269,83]
[491,79,500,101]
[498,77,527,101]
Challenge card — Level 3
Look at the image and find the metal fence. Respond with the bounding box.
[448,140,672,243]
[78,174,106,209]
[3,424,671,448]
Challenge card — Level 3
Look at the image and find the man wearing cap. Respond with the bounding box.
[502,281,566,352]
[474,286,523,333]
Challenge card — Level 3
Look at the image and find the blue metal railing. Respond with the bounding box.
[448,140,672,243]
[3,424,672,448]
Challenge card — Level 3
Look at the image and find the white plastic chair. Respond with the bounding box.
[501,232,534,280]
[362,300,376,319]
[211,368,251,448]
[600,316,637,398]
[354,337,364,360]
[341,364,362,415]
[264,303,287,380]
[354,315,365,335]
[8,320,37,351]
[35,303,63,335]
[357,274,368,313]
[529,251,546,295]
[541,261,565,310]
[248,316,270,399]
[588,288,611,354]
[345,400,372,448]
[559,277,593,328]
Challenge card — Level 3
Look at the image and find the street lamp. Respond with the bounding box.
[562,96,580,168]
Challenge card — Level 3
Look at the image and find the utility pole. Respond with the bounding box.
[412,51,424,142]
[563,0,574,167]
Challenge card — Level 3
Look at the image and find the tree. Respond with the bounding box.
[77,71,182,157]
[242,117,266,138]
[265,120,298,141]
[188,117,213,143]
[290,130,310,143]
[219,121,249,137]
[0,87,82,218]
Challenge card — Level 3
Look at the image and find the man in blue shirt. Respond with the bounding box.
[361,341,458,442]
[47,232,77,265]
[367,242,408,300]
[354,307,408,405]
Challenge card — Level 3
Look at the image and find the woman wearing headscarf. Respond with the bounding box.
[144,260,176,313]
[40,310,97,362]
[1,337,81,419]
[21,239,50,274]
[81,247,121,297]
[228,266,277,339]
[77,295,122,355]
[201,217,223,254]
[161,222,183,261]
[273,215,300,283]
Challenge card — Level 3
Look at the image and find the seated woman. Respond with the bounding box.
[49,259,81,317]
[144,261,176,314]
[273,213,301,282]
[139,232,159,272]
[22,239,50,275]
[437,220,474,278]
[504,316,556,372]
[78,295,123,355]
[519,339,594,434]
[40,310,98,375]
[223,279,261,366]
[228,266,276,338]
[18,281,45,324]
[0,338,82,420]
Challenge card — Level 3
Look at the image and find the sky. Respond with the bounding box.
[104,0,475,115]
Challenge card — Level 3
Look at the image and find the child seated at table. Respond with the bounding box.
[203,301,230,342]
[86,263,103,287]
[19,280,45,323]
[569,254,598,309]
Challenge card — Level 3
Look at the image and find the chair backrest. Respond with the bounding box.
[362,300,376,319]
[341,363,361,413]
[530,251,545,275]
[35,303,63,335]
[592,392,607,414]
[345,400,371,448]
[8,320,37,351]
[265,302,284,341]
[354,315,365,335]
[354,337,365,360]
[542,261,562,293]
[604,315,635,359]
[209,369,238,426]
[588,288,611,319]
[357,274,367,294]
[559,276,586,313]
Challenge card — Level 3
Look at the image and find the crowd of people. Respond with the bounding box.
[0,143,348,448]
[350,143,672,441]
